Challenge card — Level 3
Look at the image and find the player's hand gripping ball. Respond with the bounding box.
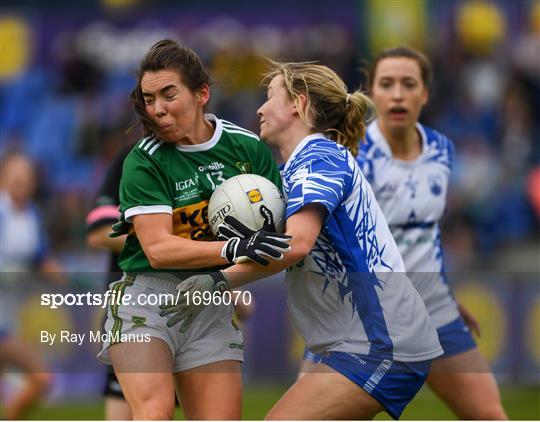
[208,174,286,235]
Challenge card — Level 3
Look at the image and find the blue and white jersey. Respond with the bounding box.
[0,191,48,272]
[357,121,459,328]
[281,134,442,362]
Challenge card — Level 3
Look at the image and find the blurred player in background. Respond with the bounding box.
[355,46,507,419]
[164,61,445,420]
[86,143,133,420]
[0,330,50,419]
[0,152,64,419]
[97,39,289,420]
[0,152,65,277]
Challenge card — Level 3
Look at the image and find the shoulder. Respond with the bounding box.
[216,118,276,166]
[131,135,166,158]
[28,203,43,224]
[419,124,455,168]
[360,122,377,155]
[290,137,350,175]
[422,124,454,151]
[124,136,167,167]
[358,121,390,162]
[219,118,261,143]
[120,136,172,184]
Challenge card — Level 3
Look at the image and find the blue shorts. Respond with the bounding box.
[321,352,431,419]
[437,316,476,357]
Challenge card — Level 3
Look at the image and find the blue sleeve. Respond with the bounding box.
[426,126,454,171]
[447,137,455,172]
[285,153,351,221]
[356,142,374,184]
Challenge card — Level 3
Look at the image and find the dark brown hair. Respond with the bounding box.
[367,46,432,91]
[129,39,211,136]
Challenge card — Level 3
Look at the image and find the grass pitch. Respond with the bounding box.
[20,385,540,420]
[20,384,540,420]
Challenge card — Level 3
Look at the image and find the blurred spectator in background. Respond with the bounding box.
[0,330,51,420]
[0,151,66,419]
[0,151,65,277]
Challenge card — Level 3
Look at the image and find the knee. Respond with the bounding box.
[130,397,174,420]
[132,406,174,420]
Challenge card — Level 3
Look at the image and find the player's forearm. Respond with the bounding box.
[144,235,228,270]
[87,225,126,253]
[223,238,310,288]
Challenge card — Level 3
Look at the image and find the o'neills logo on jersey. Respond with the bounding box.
[175,178,196,191]
[198,162,224,172]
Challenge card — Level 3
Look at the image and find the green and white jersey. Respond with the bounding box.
[118,114,281,273]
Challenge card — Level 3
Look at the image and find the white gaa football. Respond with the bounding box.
[208,174,285,235]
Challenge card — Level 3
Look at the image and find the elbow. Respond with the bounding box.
[145,244,166,269]
[289,241,312,263]
[147,256,165,270]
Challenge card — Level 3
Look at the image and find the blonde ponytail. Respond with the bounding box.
[333,91,374,157]
[263,61,374,156]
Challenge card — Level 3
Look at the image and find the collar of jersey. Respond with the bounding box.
[282,132,326,173]
[369,119,428,166]
[174,114,223,152]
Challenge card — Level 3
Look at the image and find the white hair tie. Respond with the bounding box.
[346,93,351,104]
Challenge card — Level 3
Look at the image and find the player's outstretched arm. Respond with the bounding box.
[132,211,291,270]
[88,224,126,253]
[134,213,228,269]
[219,216,291,266]
[160,204,324,332]
[223,203,325,287]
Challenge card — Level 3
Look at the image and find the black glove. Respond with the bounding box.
[217,205,278,240]
[219,215,291,266]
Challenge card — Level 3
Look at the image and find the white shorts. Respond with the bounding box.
[97,273,244,372]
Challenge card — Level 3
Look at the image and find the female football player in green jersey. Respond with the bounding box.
[97,39,290,420]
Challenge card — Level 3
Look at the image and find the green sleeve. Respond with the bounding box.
[253,140,282,189]
[119,150,172,218]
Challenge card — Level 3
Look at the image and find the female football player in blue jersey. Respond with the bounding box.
[161,61,445,419]
[355,46,507,419]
